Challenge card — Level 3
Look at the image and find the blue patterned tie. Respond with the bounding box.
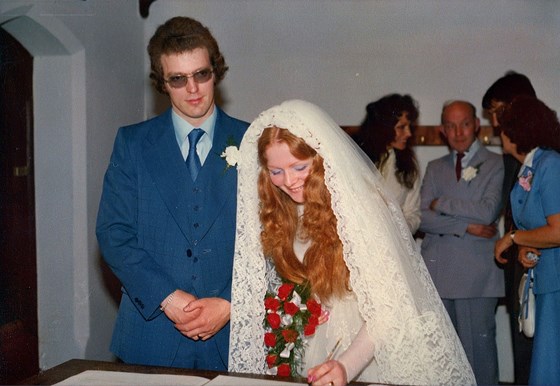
[186,128,204,181]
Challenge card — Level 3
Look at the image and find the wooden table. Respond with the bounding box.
[19,359,371,385]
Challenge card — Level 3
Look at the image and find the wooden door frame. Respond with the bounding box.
[0,26,38,384]
[0,13,90,371]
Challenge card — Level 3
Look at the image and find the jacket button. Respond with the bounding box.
[186,249,192,257]
[134,297,145,309]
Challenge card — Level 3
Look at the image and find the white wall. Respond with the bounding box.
[1,0,145,369]
[146,0,560,126]
[1,0,559,380]
[144,2,557,382]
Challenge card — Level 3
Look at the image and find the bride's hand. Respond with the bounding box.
[307,360,347,386]
[318,310,330,325]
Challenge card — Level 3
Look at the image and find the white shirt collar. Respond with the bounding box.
[518,147,538,177]
[172,107,217,163]
[454,139,481,167]
[172,107,217,144]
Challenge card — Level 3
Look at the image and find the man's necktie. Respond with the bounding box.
[186,128,204,181]
[455,152,465,181]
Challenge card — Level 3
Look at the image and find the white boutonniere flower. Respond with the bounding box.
[221,145,240,170]
[462,163,483,182]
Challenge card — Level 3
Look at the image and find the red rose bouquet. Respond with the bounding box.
[264,281,322,377]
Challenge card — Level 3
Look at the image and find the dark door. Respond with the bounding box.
[0,27,39,383]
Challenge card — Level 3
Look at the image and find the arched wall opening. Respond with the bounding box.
[1,10,88,369]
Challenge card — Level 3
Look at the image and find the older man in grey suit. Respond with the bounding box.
[419,100,504,385]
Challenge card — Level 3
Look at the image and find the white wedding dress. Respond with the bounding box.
[378,148,422,234]
[293,235,379,382]
[228,100,475,385]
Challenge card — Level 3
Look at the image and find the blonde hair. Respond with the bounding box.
[257,127,349,301]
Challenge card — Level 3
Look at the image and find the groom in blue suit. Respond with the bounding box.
[419,100,504,385]
[96,17,248,370]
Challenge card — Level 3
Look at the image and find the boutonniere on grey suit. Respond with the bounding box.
[220,137,240,170]
[462,162,483,182]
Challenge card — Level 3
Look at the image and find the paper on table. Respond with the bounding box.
[54,370,210,385]
[54,370,310,386]
[204,375,308,385]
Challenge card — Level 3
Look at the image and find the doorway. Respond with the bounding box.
[0,27,39,383]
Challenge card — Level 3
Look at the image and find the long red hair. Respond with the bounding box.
[257,127,349,301]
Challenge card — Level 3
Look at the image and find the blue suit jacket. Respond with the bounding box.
[420,143,505,298]
[511,148,560,295]
[96,107,248,369]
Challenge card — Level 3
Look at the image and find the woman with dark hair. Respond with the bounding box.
[494,96,560,385]
[354,94,421,233]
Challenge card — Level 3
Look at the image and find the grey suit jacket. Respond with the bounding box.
[419,143,505,298]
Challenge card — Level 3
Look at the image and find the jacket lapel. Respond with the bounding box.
[468,145,489,169]
[142,108,241,243]
[142,110,194,240]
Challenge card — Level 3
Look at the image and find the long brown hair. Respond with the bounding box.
[355,94,419,189]
[257,127,349,301]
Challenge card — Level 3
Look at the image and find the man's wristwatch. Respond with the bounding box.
[509,230,516,244]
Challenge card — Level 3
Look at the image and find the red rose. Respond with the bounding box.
[267,313,281,329]
[264,297,280,312]
[306,298,322,316]
[266,354,277,368]
[303,324,316,336]
[283,301,299,316]
[278,283,294,300]
[277,363,291,377]
[264,332,277,347]
[281,329,298,343]
[308,315,319,327]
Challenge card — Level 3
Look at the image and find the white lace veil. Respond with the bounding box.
[228,100,475,385]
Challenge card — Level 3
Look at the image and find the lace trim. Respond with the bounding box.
[229,100,475,385]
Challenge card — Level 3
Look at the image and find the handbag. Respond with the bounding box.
[518,268,535,338]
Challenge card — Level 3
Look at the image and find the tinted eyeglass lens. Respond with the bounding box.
[193,69,212,83]
[166,69,213,88]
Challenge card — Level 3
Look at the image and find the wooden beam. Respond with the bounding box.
[341,125,497,146]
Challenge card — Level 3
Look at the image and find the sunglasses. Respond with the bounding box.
[164,68,214,88]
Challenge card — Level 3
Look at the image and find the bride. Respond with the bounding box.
[228,100,475,385]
